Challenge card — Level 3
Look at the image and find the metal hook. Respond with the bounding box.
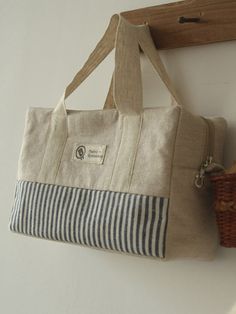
[179,16,201,24]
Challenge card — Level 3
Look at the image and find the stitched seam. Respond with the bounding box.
[200,117,209,165]
[167,106,182,197]
[53,132,68,184]
[127,113,143,192]
[37,111,53,182]
[164,106,181,259]
[108,113,124,189]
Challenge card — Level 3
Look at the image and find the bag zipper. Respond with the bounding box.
[194,117,224,189]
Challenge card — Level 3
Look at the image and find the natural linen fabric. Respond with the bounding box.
[9,14,227,260]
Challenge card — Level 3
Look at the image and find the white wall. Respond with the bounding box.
[1,1,236,314]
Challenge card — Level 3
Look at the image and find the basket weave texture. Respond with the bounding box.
[210,173,236,248]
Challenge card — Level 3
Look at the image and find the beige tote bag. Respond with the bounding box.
[9,14,227,260]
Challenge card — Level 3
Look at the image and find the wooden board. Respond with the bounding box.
[121,0,236,49]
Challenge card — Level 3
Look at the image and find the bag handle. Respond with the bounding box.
[53,14,118,116]
[138,26,182,107]
[54,14,182,117]
[103,27,182,109]
[65,14,118,101]
[103,71,115,109]
[54,14,142,116]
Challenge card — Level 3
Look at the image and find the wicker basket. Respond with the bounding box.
[210,173,236,248]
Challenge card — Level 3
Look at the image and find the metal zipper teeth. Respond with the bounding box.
[194,117,215,189]
[201,117,210,164]
[202,117,215,159]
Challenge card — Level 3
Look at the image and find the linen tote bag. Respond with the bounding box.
[9,14,227,260]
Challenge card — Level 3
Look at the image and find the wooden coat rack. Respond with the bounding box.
[121,0,236,49]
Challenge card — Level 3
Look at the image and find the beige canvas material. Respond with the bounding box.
[16,14,227,259]
[103,71,114,109]
[19,105,180,197]
[64,14,118,101]
[103,18,182,110]
[167,110,227,260]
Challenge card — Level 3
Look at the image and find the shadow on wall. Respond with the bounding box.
[228,303,236,314]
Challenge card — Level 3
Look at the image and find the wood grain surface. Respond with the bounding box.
[121,0,236,49]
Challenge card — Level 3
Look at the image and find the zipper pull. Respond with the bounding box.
[195,156,225,189]
[204,162,225,173]
[195,156,213,188]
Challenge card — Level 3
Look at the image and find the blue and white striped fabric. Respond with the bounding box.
[9,180,169,258]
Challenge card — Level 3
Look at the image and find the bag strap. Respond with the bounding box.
[103,71,115,109]
[65,14,118,100]
[54,14,182,117]
[113,16,143,115]
[54,14,143,116]
[138,26,182,106]
[103,26,182,109]
[53,14,119,116]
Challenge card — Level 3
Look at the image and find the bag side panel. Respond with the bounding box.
[166,167,218,260]
[209,117,227,164]
[165,109,227,260]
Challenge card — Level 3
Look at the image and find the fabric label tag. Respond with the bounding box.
[73,144,107,164]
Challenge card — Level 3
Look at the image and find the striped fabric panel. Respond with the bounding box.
[9,180,169,258]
